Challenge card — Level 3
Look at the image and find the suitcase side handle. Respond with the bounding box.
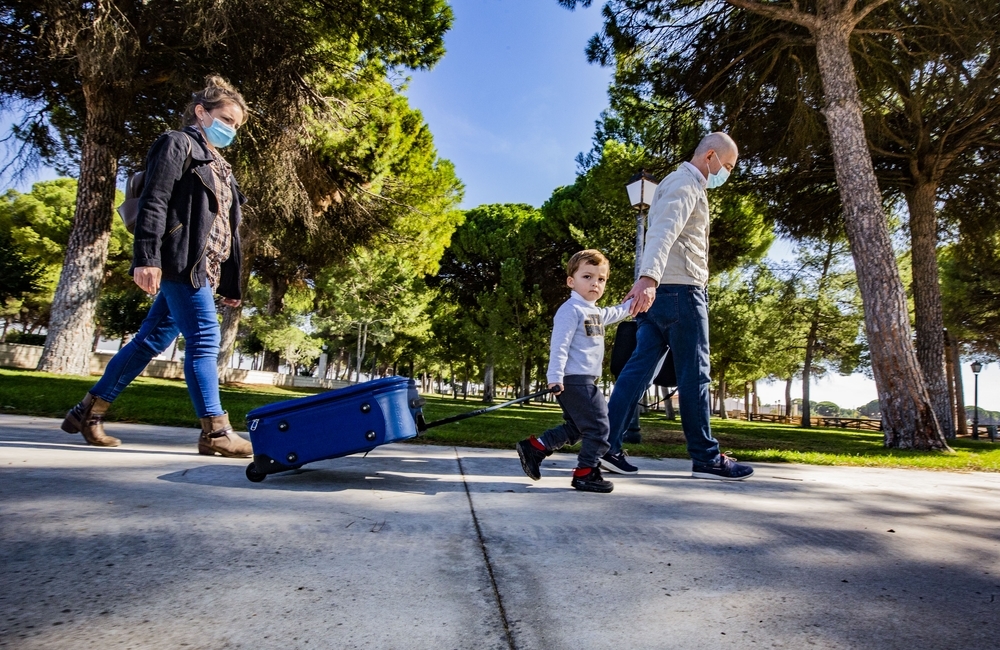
[417,387,557,432]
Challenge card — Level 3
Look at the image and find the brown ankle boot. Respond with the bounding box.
[60,393,121,447]
[198,412,253,458]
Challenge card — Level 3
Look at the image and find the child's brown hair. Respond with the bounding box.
[566,249,609,277]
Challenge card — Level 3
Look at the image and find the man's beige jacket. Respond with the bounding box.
[637,161,710,287]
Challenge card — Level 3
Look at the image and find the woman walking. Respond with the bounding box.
[62,75,253,457]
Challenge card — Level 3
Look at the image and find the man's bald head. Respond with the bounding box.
[690,132,738,185]
[693,132,738,161]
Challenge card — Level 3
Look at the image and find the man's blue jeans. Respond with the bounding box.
[91,280,224,418]
[607,284,720,464]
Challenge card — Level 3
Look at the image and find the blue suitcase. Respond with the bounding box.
[243,376,424,482]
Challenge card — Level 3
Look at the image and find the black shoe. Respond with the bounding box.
[691,453,754,481]
[571,466,614,493]
[516,437,550,481]
[600,450,638,475]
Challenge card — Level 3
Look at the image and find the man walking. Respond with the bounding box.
[601,132,753,480]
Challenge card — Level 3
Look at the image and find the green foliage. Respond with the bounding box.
[0,178,131,330]
[541,140,651,302]
[259,325,323,375]
[815,401,840,417]
[708,263,784,390]
[940,176,1000,357]
[435,204,568,391]
[3,331,47,346]
[858,399,882,418]
[95,287,153,342]
[0,229,42,306]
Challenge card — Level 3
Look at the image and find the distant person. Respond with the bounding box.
[62,75,253,457]
[516,249,632,493]
[603,132,753,480]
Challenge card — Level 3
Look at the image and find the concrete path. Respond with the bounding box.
[2,413,999,649]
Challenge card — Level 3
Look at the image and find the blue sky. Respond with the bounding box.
[404,0,611,209]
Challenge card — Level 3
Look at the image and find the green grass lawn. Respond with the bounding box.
[2,367,998,472]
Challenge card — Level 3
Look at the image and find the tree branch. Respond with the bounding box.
[723,0,817,30]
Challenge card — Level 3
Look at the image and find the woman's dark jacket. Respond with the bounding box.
[131,126,245,300]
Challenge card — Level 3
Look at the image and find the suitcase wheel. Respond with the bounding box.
[246,463,266,483]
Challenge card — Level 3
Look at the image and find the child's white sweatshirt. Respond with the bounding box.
[546,292,632,385]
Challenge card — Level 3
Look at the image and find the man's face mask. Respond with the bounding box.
[707,153,730,189]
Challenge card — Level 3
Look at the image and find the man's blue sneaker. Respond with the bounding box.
[691,453,754,481]
[600,450,638,475]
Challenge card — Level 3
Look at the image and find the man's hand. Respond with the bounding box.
[221,298,242,308]
[625,276,657,316]
[133,266,162,295]
[548,382,563,396]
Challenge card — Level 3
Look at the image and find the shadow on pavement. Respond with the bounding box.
[156,455,562,495]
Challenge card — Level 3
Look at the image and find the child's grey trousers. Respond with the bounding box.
[538,375,611,468]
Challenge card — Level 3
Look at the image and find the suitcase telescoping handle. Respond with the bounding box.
[417,386,558,432]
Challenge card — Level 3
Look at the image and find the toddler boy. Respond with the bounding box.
[516,249,631,493]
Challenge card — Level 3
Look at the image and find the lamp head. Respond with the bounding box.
[625,169,659,210]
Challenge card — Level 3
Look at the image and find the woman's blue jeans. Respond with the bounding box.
[90,280,223,418]
[607,284,721,464]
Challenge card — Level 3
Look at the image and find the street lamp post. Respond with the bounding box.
[625,170,659,281]
[972,360,983,440]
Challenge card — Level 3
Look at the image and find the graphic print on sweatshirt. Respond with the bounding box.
[583,314,605,337]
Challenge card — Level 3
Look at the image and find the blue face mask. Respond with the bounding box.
[200,115,237,148]
[707,154,730,189]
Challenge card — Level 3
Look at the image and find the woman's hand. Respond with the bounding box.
[133,266,162,295]
[221,298,242,308]
[548,382,564,396]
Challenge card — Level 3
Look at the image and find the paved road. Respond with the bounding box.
[2,414,999,649]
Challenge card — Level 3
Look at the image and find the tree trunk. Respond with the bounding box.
[785,376,793,418]
[744,382,750,420]
[37,81,123,375]
[905,182,953,437]
[718,375,728,419]
[261,275,289,372]
[801,314,819,428]
[812,23,946,449]
[355,322,368,382]
[950,337,968,436]
[752,380,759,415]
[216,304,241,377]
[517,359,528,398]
[483,360,495,404]
[943,329,957,440]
